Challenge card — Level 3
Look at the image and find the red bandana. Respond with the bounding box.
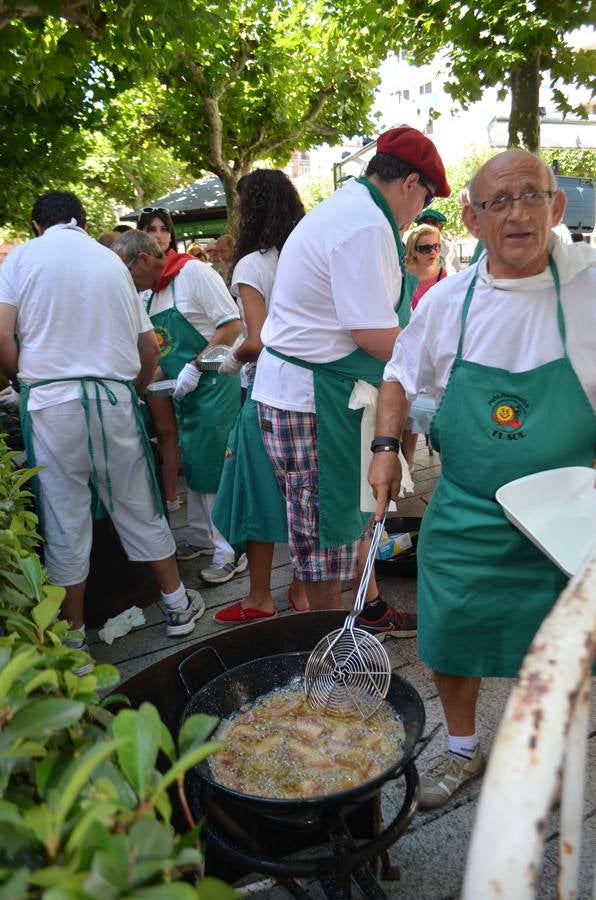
[154,249,195,293]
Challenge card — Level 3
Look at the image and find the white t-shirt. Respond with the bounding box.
[385,239,596,413]
[0,223,153,410]
[231,248,279,382]
[252,179,400,412]
[146,259,240,339]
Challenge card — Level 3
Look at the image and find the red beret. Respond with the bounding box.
[376,126,451,198]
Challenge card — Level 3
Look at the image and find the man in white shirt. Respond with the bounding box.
[252,126,450,628]
[0,191,205,651]
[112,231,245,584]
[369,150,596,809]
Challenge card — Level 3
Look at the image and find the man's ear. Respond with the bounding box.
[462,203,482,240]
[550,190,567,227]
[31,220,43,237]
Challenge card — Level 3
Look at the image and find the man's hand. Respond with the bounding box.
[173,362,201,399]
[218,350,243,376]
[368,451,403,521]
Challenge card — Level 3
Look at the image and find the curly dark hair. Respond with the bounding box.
[234,169,305,264]
[136,208,177,251]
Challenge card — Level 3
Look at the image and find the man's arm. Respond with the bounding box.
[199,319,242,357]
[0,303,18,380]
[351,326,401,361]
[368,380,410,519]
[134,330,160,395]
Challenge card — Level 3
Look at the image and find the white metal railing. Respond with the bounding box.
[463,542,596,900]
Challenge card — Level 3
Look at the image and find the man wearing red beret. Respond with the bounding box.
[252,126,450,629]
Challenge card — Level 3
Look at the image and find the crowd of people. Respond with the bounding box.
[0,124,594,812]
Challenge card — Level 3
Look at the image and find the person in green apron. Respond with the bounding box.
[0,190,205,651]
[251,126,450,623]
[210,169,310,622]
[369,150,596,808]
[112,230,245,584]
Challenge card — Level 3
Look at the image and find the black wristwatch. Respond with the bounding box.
[370,435,401,454]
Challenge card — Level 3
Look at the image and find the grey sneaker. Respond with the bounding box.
[166,589,206,636]
[64,635,95,676]
[418,746,486,810]
[175,542,213,561]
[201,553,248,584]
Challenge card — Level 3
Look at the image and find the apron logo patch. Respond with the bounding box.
[154,325,172,357]
[489,394,528,440]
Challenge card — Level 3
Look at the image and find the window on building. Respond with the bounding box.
[419,84,425,95]
[403,89,409,100]
[425,82,432,94]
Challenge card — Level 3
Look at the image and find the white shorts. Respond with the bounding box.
[30,398,175,585]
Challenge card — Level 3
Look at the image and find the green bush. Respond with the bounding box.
[0,435,235,899]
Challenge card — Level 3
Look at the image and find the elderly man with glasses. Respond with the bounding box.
[252,126,450,634]
[369,149,596,808]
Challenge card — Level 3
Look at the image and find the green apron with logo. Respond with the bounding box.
[147,278,240,493]
[417,259,596,677]
[19,376,163,535]
[212,384,288,544]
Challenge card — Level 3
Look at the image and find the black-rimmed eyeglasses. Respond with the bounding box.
[474,190,554,213]
[417,174,435,209]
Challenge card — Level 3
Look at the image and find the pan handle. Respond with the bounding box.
[178,645,228,696]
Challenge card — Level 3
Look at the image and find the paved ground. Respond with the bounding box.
[87,439,596,899]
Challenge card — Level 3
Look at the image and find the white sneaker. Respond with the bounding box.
[201,553,248,584]
[418,746,486,810]
[166,589,206,637]
[64,634,95,676]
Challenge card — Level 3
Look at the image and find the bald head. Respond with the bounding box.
[462,149,566,279]
[469,150,556,204]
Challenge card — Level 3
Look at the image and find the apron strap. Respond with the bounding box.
[19,376,164,533]
[147,274,178,315]
[457,256,564,360]
[355,177,409,323]
[548,257,566,353]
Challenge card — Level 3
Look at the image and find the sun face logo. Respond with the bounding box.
[154,325,172,357]
[491,400,524,430]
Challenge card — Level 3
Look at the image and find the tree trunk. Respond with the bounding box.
[210,162,252,238]
[508,50,541,152]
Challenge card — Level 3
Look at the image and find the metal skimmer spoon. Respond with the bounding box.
[304,514,392,720]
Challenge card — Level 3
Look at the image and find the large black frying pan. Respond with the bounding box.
[180,649,425,824]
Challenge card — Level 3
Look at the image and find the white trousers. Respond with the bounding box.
[186,490,234,566]
[30,399,175,585]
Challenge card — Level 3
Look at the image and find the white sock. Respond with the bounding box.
[162,582,187,610]
[448,732,478,760]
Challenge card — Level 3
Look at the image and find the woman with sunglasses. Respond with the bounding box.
[402,224,449,470]
[405,224,448,312]
[136,207,181,513]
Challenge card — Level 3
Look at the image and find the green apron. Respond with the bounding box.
[146,277,240,493]
[19,376,163,535]
[212,384,288,544]
[417,258,596,677]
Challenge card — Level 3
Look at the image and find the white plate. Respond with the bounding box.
[146,379,177,396]
[495,467,596,576]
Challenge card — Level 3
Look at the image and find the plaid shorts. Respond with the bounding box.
[258,404,367,582]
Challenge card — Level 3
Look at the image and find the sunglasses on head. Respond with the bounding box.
[415,242,440,254]
[138,206,170,220]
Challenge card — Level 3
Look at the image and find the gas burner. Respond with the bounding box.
[191,763,419,900]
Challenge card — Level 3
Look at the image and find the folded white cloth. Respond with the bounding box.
[349,380,414,514]
[98,606,146,645]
